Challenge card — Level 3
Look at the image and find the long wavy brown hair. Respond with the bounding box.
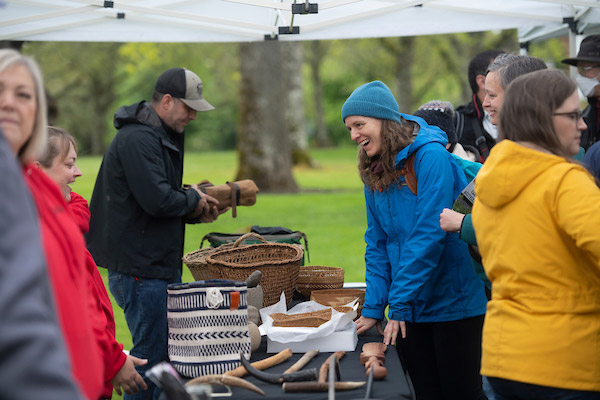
[358,118,416,191]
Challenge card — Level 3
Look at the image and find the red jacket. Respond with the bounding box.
[23,165,104,400]
[69,192,127,398]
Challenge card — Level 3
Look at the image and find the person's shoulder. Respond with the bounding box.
[455,100,476,116]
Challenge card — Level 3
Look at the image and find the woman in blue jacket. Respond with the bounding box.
[342,81,488,400]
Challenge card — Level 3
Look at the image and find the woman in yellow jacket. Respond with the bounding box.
[472,69,600,399]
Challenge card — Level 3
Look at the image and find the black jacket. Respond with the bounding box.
[87,101,200,280]
[455,95,496,162]
[581,96,600,151]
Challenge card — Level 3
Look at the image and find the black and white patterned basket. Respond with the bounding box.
[167,280,251,378]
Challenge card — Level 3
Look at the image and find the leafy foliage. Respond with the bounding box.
[23,30,570,153]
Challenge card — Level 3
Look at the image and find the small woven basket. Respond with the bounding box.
[182,233,260,281]
[206,233,303,307]
[296,266,345,298]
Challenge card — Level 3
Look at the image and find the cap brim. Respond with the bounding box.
[181,98,215,112]
[562,56,600,66]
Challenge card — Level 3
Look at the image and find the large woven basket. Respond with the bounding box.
[182,233,261,281]
[296,266,345,298]
[205,233,303,307]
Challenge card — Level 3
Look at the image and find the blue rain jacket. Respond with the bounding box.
[362,114,487,323]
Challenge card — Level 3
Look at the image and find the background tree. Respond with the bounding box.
[236,41,298,193]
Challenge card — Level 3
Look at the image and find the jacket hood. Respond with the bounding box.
[114,101,162,130]
[475,140,566,208]
[395,113,448,168]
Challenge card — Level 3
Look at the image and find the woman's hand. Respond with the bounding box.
[111,354,148,396]
[383,319,406,344]
[440,208,465,233]
[355,316,378,335]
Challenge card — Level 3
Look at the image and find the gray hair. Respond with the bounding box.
[0,49,47,165]
[487,53,548,89]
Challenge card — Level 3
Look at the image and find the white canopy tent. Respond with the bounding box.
[1,0,599,47]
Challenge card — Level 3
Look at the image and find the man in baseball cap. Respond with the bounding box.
[87,67,221,400]
[154,67,214,112]
[562,34,600,150]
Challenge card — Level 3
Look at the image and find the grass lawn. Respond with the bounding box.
[73,146,369,398]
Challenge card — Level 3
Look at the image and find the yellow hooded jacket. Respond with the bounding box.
[472,140,600,391]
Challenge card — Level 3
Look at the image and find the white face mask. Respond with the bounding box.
[576,73,599,98]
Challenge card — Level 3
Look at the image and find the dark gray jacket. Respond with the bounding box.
[87,101,200,280]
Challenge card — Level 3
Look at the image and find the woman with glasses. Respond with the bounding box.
[472,69,600,399]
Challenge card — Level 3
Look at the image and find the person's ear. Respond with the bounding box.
[32,160,42,169]
[160,94,175,110]
[476,74,486,91]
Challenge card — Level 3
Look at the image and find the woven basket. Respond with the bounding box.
[182,233,261,281]
[296,266,345,298]
[205,233,303,307]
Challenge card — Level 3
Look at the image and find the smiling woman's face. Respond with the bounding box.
[0,64,37,155]
[42,141,82,202]
[483,71,504,126]
[346,116,383,157]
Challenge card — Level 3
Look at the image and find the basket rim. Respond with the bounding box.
[205,242,303,269]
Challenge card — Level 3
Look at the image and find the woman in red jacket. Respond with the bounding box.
[0,48,104,399]
[35,125,149,398]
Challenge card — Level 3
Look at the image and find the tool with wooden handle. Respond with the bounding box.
[239,352,318,384]
[185,374,265,396]
[224,348,292,378]
[283,351,366,392]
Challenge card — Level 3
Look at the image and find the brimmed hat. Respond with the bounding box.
[155,68,214,111]
[413,100,456,144]
[562,34,600,66]
[341,80,401,124]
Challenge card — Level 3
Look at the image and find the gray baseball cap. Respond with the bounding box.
[154,67,214,111]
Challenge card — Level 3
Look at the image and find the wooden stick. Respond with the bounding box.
[224,348,293,377]
[283,349,319,374]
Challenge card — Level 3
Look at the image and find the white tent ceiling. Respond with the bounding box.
[1,0,599,44]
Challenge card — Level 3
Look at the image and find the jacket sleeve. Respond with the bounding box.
[362,188,392,320]
[460,213,478,245]
[68,192,91,234]
[117,128,200,218]
[555,167,600,265]
[388,146,458,322]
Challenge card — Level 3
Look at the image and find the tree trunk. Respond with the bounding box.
[308,40,330,148]
[236,41,298,193]
[282,42,313,167]
[393,37,415,114]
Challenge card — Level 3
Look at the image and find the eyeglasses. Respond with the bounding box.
[577,64,600,73]
[553,110,583,121]
[577,64,600,78]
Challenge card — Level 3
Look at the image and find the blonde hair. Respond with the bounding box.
[0,49,48,165]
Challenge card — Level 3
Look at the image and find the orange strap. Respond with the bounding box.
[399,152,417,195]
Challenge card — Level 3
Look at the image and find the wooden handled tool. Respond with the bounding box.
[283,351,366,392]
[225,348,292,378]
[239,352,318,384]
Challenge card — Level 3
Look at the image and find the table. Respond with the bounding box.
[220,327,415,399]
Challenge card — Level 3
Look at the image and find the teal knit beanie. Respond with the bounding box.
[341,80,401,124]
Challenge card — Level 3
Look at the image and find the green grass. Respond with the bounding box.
[73,146,368,398]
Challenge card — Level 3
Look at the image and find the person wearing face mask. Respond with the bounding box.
[35,126,149,399]
[562,34,600,152]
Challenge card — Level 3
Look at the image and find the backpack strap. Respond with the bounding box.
[472,118,490,162]
[454,110,465,142]
[400,152,418,195]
